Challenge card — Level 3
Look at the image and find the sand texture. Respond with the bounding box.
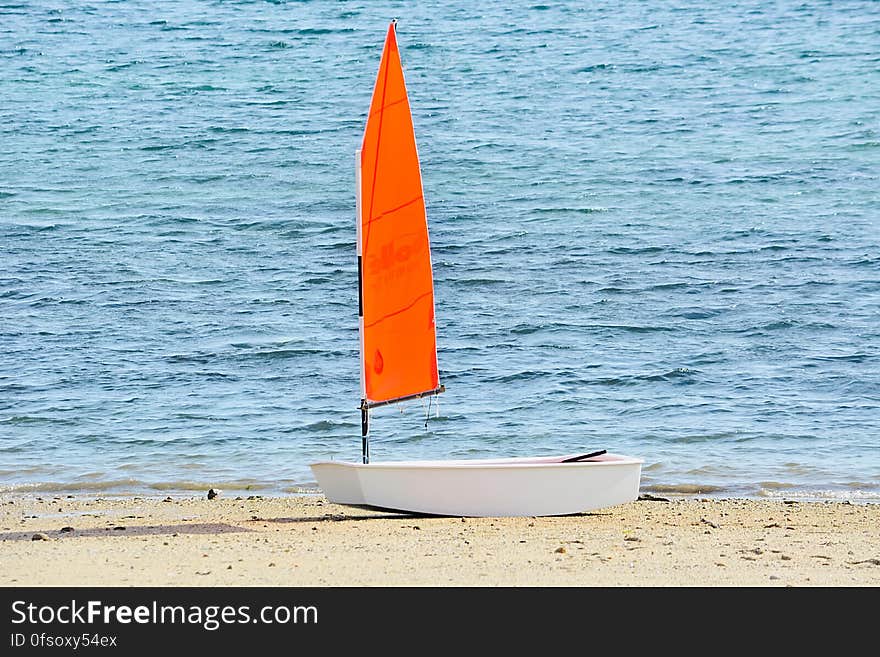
[1,494,878,586]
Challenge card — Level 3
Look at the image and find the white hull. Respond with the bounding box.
[310,453,643,517]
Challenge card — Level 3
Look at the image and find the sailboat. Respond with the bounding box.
[309,21,643,517]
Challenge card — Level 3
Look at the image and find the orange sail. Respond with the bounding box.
[358,22,441,408]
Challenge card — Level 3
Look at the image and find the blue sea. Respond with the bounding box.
[2,1,878,502]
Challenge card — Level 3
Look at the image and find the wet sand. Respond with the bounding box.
[1,494,877,586]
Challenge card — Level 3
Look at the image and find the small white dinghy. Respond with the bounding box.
[310,21,643,517]
[312,452,643,517]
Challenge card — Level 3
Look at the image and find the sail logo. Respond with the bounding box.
[373,349,384,374]
[366,234,424,279]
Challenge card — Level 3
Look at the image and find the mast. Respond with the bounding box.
[356,148,370,464]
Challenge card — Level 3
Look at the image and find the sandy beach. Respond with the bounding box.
[0,493,877,587]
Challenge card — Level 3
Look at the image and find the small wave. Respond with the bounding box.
[574,63,612,73]
[757,480,795,491]
[140,144,177,152]
[282,484,321,494]
[165,353,216,364]
[147,480,267,493]
[243,99,287,107]
[487,370,546,384]
[455,277,507,287]
[207,126,250,134]
[607,245,666,255]
[735,319,797,334]
[669,309,721,320]
[105,61,144,72]
[647,282,693,291]
[234,348,339,362]
[530,207,607,215]
[0,415,76,426]
[848,141,880,150]
[294,420,349,433]
[0,479,281,495]
[643,483,726,495]
[757,487,880,502]
[296,28,343,35]
[0,479,143,494]
[722,171,800,184]
[589,368,700,387]
[849,256,880,266]
[809,353,873,364]
[669,431,748,444]
[598,323,674,333]
[509,323,545,335]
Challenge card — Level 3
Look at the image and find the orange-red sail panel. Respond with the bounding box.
[359,22,440,405]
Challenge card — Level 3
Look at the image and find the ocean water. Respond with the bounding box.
[2,0,878,502]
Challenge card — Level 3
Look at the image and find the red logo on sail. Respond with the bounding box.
[373,349,384,375]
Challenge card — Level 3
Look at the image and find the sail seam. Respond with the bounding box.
[364,34,393,262]
[365,194,423,227]
[363,290,433,329]
[367,97,406,118]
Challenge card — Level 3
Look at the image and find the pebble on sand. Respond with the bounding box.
[31,533,50,541]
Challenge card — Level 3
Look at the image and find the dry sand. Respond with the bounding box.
[1,493,877,586]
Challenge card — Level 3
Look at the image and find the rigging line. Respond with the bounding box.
[422,392,441,429]
[363,385,445,410]
[424,394,432,430]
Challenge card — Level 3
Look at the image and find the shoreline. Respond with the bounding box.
[1,494,878,586]
[3,485,878,504]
